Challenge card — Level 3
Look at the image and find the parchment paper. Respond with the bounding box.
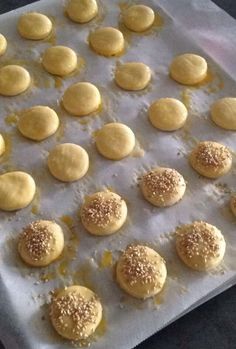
[0,1,236,349]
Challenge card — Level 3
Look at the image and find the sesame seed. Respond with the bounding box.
[176,221,220,261]
[81,193,122,227]
[142,169,183,198]
[19,221,52,261]
[195,142,230,168]
[50,291,98,337]
[120,245,160,286]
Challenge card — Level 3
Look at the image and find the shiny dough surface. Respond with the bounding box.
[0,65,31,96]
[48,143,89,182]
[115,62,151,91]
[95,123,135,160]
[18,106,59,141]
[66,0,98,23]
[0,171,36,211]
[17,12,52,40]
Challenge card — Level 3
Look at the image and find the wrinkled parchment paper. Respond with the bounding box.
[0,1,236,348]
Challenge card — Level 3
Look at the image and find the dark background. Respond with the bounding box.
[0,1,236,348]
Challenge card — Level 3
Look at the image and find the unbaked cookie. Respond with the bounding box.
[123,5,155,32]
[0,34,7,56]
[148,98,188,131]
[42,45,77,76]
[18,220,64,267]
[50,285,102,340]
[0,171,36,211]
[95,123,135,160]
[210,97,236,130]
[17,12,52,40]
[80,191,127,235]
[89,27,124,57]
[66,0,98,23]
[116,244,167,299]
[0,65,31,96]
[140,167,186,207]
[170,53,207,85]
[189,141,232,178]
[115,62,151,91]
[176,221,226,271]
[48,143,89,182]
[18,106,59,141]
[0,134,5,156]
[230,194,236,217]
[62,82,101,116]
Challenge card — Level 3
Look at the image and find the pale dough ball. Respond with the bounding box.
[176,221,226,271]
[189,141,232,179]
[81,191,127,236]
[62,82,101,116]
[0,34,7,56]
[170,53,208,85]
[48,143,89,182]
[140,167,186,207]
[66,0,98,23]
[123,5,155,32]
[211,97,236,130]
[95,123,135,160]
[89,27,124,57]
[116,244,167,299]
[148,98,188,131]
[0,134,5,156]
[18,220,64,267]
[42,46,77,76]
[230,194,236,217]
[115,62,151,91]
[0,65,31,96]
[0,171,36,211]
[18,106,59,141]
[50,285,102,340]
[17,12,52,40]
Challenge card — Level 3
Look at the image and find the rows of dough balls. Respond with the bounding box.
[0,137,234,212]
[0,0,235,342]
[17,216,226,341]
[1,21,236,210]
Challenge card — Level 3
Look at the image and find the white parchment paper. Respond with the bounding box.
[0,1,236,349]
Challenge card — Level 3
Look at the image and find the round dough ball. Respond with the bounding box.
[18,106,59,141]
[48,143,89,182]
[42,46,77,76]
[0,65,31,96]
[230,194,236,217]
[0,171,36,211]
[116,244,167,299]
[148,98,188,131]
[66,0,98,23]
[211,97,236,130]
[189,141,232,179]
[17,12,52,40]
[62,82,101,116]
[0,34,7,56]
[123,5,155,32]
[95,123,135,160]
[0,134,5,156]
[89,27,124,57]
[176,221,226,271]
[140,167,186,207]
[50,285,102,340]
[81,191,127,236]
[18,220,64,267]
[170,53,208,85]
[115,62,151,91]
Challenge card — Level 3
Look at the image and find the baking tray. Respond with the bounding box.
[0,1,236,348]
